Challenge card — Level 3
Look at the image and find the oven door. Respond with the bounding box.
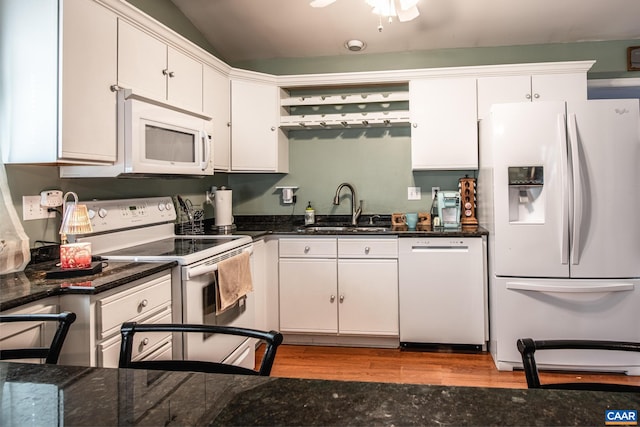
[180,247,256,365]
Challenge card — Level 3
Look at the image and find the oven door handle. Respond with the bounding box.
[184,263,218,280]
[183,246,253,280]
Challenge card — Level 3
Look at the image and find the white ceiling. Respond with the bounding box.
[169,0,640,64]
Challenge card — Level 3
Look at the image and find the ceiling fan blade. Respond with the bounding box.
[396,4,419,22]
[310,0,337,7]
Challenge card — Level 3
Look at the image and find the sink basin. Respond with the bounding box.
[299,226,351,232]
[297,226,390,233]
[351,227,390,232]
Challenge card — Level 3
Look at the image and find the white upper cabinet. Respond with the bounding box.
[477,72,587,120]
[117,20,203,113]
[409,77,478,170]
[230,78,288,172]
[1,0,117,164]
[203,65,231,171]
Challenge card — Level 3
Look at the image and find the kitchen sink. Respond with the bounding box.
[351,227,390,232]
[299,226,351,232]
[297,226,390,233]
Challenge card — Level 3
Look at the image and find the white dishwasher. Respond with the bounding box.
[398,236,487,350]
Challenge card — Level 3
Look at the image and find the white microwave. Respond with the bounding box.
[61,91,212,178]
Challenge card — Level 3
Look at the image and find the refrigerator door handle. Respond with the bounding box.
[567,113,582,265]
[558,114,569,265]
[506,282,635,293]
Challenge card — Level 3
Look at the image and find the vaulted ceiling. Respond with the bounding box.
[169,0,640,63]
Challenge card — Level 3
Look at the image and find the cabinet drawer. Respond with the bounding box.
[98,306,172,368]
[97,274,171,339]
[280,238,337,258]
[338,238,398,258]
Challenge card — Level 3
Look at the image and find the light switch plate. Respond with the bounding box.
[408,187,421,200]
[23,195,56,220]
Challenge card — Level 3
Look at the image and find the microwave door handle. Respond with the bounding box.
[201,130,211,171]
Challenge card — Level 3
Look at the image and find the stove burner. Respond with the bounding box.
[100,236,251,264]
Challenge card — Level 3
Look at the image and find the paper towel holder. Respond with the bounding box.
[276,186,298,204]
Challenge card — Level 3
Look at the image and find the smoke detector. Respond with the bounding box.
[344,39,366,52]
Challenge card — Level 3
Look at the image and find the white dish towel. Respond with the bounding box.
[216,251,253,314]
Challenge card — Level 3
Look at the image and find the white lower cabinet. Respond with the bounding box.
[280,257,338,333]
[0,297,60,364]
[59,270,172,367]
[338,259,398,336]
[279,237,398,341]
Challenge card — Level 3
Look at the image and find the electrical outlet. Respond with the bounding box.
[23,195,56,220]
[431,186,440,200]
[407,187,421,200]
[40,190,63,207]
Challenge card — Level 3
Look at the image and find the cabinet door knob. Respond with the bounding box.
[364,246,370,254]
[533,93,540,99]
[330,295,336,302]
[270,126,276,131]
[304,246,310,253]
[139,299,149,309]
[162,69,170,76]
[412,123,418,128]
[525,93,532,100]
[339,295,345,303]
[142,337,149,346]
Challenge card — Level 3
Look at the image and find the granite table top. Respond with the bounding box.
[1,361,637,426]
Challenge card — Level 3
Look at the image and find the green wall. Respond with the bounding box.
[6,0,640,246]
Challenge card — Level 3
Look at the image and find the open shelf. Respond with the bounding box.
[280,84,410,131]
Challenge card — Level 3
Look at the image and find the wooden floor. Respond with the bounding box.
[259,344,640,389]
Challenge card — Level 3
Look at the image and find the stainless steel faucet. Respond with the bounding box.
[333,183,362,226]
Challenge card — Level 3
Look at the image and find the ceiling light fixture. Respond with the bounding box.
[345,39,366,52]
[310,0,420,32]
[366,0,420,31]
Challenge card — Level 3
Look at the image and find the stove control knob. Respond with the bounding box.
[88,209,96,219]
[158,202,165,211]
[98,208,108,218]
[165,202,173,211]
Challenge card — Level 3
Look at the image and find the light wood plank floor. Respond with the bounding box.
[260,345,640,389]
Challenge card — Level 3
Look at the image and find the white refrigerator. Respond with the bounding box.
[478,99,640,374]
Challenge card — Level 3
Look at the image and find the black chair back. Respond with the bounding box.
[119,322,283,376]
[517,338,640,392]
[0,311,76,364]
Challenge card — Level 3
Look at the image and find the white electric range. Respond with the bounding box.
[75,196,256,369]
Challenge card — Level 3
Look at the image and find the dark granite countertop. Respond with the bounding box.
[0,260,176,311]
[204,215,489,238]
[2,361,637,426]
[3,215,484,311]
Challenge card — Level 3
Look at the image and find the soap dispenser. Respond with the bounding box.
[431,190,440,228]
[305,201,315,225]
